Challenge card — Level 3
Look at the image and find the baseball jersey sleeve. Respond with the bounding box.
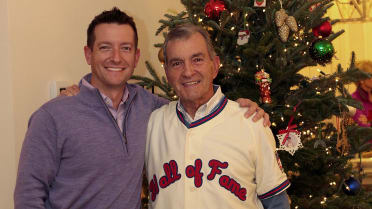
[251,120,290,200]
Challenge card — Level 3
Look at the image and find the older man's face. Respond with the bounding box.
[165,33,220,106]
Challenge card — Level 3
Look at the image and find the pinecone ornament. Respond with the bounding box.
[275,9,298,42]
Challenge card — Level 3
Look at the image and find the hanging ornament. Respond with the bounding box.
[342,177,361,195]
[275,8,298,42]
[312,21,332,38]
[255,69,272,103]
[336,113,351,155]
[277,131,303,156]
[204,0,226,19]
[309,0,321,11]
[254,0,266,7]
[277,103,303,155]
[309,39,334,64]
[237,30,250,45]
[158,47,165,64]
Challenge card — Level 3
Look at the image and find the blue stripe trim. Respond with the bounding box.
[176,97,228,129]
[258,179,290,200]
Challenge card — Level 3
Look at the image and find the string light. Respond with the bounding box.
[198,18,202,22]
[230,12,234,16]
[284,48,287,52]
[220,64,223,67]
[237,67,241,72]
[300,121,304,126]
[272,122,277,127]
[320,197,327,204]
[281,117,285,121]
[194,14,197,17]
[245,13,248,18]
[231,26,235,30]
[263,9,266,12]
[329,88,332,91]
[269,55,272,58]
[309,195,313,198]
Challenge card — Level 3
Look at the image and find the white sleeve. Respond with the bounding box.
[252,122,290,199]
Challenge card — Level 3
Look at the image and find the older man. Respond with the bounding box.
[145,24,290,209]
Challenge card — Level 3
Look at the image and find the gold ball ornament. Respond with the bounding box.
[279,24,290,42]
[158,47,165,64]
[285,16,298,32]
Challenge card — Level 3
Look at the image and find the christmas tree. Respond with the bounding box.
[133,0,372,208]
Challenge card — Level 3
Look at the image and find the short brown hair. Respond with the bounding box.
[87,7,138,49]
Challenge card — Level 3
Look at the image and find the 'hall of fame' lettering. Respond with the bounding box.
[149,159,247,201]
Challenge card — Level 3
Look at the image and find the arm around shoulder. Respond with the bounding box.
[14,108,59,209]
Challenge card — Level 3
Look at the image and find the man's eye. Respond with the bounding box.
[193,58,203,63]
[121,46,131,51]
[172,61,182,67]
[99,46,111,50]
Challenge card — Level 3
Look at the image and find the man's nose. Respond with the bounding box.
[182,61,195,77]
[111,48,121,63]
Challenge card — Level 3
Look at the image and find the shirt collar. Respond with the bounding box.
[81,78,129,109]
[177,85,224,123]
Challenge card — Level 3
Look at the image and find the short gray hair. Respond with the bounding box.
[163,23,216,65]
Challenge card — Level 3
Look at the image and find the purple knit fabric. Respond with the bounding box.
[14,74,168,209]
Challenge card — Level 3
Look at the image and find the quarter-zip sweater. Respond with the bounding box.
[14,74,168,209]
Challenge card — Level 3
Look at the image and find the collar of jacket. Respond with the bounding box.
[77,73,138,108]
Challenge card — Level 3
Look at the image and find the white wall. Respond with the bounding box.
[2,0,183,208]
[0,0,16,208]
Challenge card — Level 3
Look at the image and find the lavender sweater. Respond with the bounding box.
[14,74,168,209]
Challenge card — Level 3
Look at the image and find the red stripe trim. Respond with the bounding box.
[190,97,227,127]
[258,180,290,199]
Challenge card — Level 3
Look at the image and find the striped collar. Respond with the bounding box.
[176,95,228,129]
[177,85,223,123]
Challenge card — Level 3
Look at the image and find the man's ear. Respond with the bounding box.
[134,48,141,68]
[212,55,220,79]
[84,46,92,65]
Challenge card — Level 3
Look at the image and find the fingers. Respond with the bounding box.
[236,98,271,126]
[263,113,271,127]
[252,108,264,122]
[59,84,80,97]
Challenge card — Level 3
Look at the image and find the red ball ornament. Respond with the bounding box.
[204,0,226,19]
[312,21,332,38]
